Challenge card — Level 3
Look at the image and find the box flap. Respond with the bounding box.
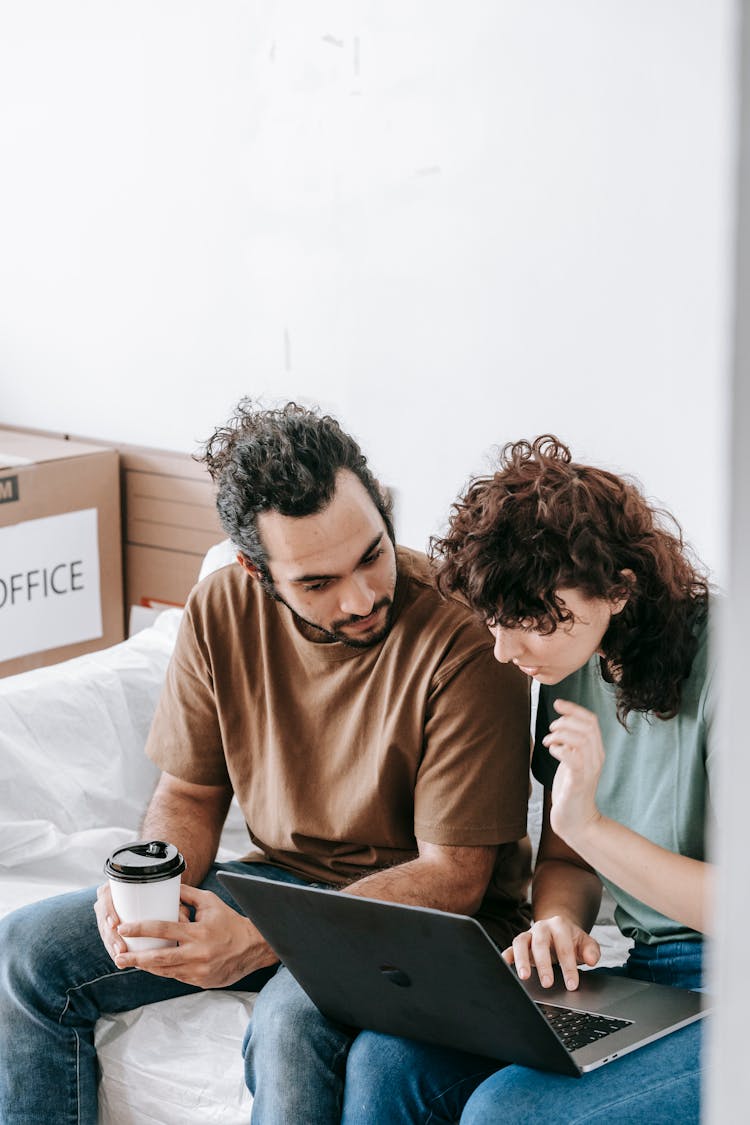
[0,429,111,469]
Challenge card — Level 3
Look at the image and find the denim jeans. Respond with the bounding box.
[247,974,500,1125]
[0,860,315,1125]
[458,940,705,1125]
[247,939,705,1125]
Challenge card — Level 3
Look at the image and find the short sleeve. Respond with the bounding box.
[413,640,531,846]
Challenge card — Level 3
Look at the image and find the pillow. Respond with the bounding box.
[198,539,237,582]
[0,610,181,863]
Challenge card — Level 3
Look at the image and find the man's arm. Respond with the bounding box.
[103,815,503,988]
[140,771,233,887]
[106,826,500,987]
[344,839,498,916]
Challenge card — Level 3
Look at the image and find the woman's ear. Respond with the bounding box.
[610,568,635,616]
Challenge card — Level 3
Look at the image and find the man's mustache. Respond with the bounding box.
[334,596,392,629]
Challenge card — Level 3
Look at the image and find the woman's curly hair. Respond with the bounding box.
[432,436,709,722]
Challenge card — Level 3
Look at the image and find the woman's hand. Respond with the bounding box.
[502,915,601,991]
[543,699,605,848]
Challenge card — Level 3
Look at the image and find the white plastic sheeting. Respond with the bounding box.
[0,611,181,909]
[96,991,257,1124]
[0,607,261,1123]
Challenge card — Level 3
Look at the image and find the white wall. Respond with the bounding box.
[0,1,735,576]
[1,4,746,1115]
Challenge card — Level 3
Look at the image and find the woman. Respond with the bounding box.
[343,435,712,1123]
[445,435,711,1123]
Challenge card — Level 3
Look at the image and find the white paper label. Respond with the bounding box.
[0,508,103,662]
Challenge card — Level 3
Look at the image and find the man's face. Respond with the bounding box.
[248,470,398,648]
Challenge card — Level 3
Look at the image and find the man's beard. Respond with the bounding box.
[325,596,395,648]
[269,585,395,649]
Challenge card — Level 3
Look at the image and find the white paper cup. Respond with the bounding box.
[105,840,186,952]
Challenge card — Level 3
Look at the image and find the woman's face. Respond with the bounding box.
[487,587,627,685]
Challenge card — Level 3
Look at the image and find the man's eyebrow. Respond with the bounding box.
[291,533,384,584]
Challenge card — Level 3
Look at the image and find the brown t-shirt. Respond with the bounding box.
[146,547,532,944]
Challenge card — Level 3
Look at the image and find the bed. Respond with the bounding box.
[0,548,630,1123]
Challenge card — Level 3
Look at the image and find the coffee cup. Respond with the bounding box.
[104,840,186,952]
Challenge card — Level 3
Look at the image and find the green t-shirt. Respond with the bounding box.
[532,610,715,945]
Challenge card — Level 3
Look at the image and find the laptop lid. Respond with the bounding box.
[218,871,706,1075]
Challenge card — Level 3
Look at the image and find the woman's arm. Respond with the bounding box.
[558,814,711,935]
[505,793,603,990]
[532,796,603,933]
[545,698,713,936]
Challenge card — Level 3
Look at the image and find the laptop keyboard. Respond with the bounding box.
[537,1002,633,1052]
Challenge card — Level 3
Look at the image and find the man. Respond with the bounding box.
[0,400,531,1124]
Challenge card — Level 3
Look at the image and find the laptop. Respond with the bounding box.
[218,871,707,1077]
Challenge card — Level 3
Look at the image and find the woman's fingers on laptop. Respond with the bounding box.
[580,931,602,968]
[503,917,601,990]
[556,932,598,991]
[504,921,554,985]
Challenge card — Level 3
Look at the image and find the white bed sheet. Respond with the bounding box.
[0,612,179,908]
[96,992,256,1124]
[0,608,260,1123]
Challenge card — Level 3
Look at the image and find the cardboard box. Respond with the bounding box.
[0,429,124,676]
[119,445,225,627]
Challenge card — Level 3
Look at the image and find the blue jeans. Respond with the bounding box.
[245,964,501,1125]
[0,860,315,1124]
[458,940,705,1125]
[248,940,705,1124]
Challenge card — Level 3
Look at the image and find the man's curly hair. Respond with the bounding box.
[198,399,393,578]
[432,436,709,721]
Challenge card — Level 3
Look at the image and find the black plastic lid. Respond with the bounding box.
[104,840,186,883]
